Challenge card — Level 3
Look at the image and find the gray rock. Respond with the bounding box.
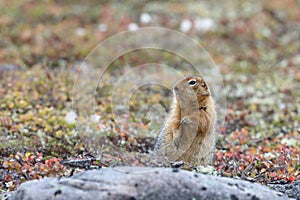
[269,181,300,199]
[0,64,21,73]
[9,167,290,200]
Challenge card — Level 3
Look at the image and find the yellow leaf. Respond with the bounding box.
[25,152,32,157]
[287,167,294,173]
[9,102,14,109]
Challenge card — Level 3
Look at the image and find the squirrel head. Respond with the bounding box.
[173,76,210,105]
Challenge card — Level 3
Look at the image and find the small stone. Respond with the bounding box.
[54,190,62,196]
[230,194,239,200]
[251,195,260,200]
[172,168,179,173]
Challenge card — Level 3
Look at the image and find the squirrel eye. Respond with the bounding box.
[188,80,196,85]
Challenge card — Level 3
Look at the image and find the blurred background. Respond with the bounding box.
[0,0,299,68]
[0,0,299,192]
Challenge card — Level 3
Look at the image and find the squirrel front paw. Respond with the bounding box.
[180,116,192,125]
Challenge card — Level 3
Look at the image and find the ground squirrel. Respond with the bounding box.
[154,76,216,166]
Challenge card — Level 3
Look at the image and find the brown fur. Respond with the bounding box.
[154,76,217,166]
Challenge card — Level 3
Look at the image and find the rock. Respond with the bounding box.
[269,180,300,199]
[9,167,290,200]
[0,64,21,73]
[0,64,22,79]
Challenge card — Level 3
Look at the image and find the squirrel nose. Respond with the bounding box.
[174,86,178,91]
